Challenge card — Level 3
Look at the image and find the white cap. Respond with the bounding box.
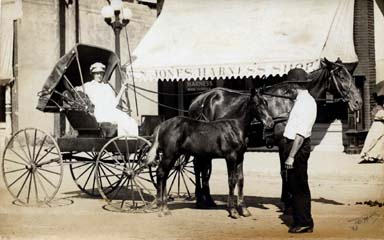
[90,62,106,73]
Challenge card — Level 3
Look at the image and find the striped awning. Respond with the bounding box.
[126,0,358,81]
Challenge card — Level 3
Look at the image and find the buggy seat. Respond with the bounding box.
[62,90,117,138]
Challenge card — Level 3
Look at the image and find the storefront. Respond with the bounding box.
[126,0,367,151]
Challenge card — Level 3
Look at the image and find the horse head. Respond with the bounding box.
[321,58,362,112]
[250,88,274,129]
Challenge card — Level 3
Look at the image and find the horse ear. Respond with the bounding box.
[320,58,327,68]
[336,57,342,64]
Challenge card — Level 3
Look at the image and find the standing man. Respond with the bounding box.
[283,69,317,233]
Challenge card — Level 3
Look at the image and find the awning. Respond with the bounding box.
[0,0,22,85]
[127,0,358,81]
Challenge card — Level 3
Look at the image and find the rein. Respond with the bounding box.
[330,69,352,102]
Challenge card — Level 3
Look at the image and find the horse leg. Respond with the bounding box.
[193,157,205,208]
[156,155,175,216]
[226,155,240,219]
[236,155,251,217]
[201,158,216,208]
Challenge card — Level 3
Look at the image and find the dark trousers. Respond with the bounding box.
[283,137,314,227]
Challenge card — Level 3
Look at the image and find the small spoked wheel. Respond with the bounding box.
[2,128,63,206]
[149,154,196,200]
[69,151,120,196]
[95,135,156,213]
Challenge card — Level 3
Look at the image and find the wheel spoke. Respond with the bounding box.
[8,170,29,188]
[180,170,191,197]
[124,138,131,169]
[4,167,27,174]
[99,163,117,189]
[73,163,93,180]
[8,148,30,165]
[92,168,97,195]
[112,141,125,166]
[183,167,195,175]
[130,178,135,207]
[24,129,33,163]
[167,170,178,196]
[27,171,33,203]
[33,173,39,203]
[3,158,27,166]
[36,170,58,189]
[82,164,96,192]
[16,172,31,198]
[38,167,61,176]
[70,162,90,170]
[35,172,49,199]
[32,129,37,162]
[35,146,56,165]
[100,162,124,173]
[110,177,128,200]
[136,175,154,184]
[177,170,181,195]
[15,135,31,163]
[133,179,146,203]
[135,177,155,197]
[33,135,47,163]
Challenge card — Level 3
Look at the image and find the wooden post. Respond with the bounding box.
[54,0,67,137]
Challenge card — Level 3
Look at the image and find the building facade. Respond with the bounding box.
[1,0,383,153]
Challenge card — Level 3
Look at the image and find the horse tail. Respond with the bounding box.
[146,125,160,165]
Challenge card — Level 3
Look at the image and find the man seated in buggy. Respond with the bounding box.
[75,62,139,137]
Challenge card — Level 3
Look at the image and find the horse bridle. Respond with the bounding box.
[329,67,352,102]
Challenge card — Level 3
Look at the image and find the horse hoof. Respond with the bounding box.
[228,208,240,219]
[164,209,172,216]
[238,206,252,217]
[158,209,171,217]
[205,199,217,208]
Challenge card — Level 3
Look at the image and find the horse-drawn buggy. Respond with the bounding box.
[2,42,363,218]
[1,44,196,212]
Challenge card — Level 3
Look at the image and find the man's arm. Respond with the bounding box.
[285,134,305,169]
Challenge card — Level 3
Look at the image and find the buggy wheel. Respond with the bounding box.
[149,154,196,200]
[95,135,156,212]
[2,128,63,206]
[69,152,121,196]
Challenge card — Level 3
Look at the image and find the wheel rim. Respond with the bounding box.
[95,136,156,212]
[149,155,196,200]
[2,128,63,205]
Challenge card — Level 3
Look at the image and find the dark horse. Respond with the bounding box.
[188,58,363,209]
[145,89,274,218]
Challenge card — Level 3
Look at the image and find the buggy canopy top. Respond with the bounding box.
[37,44,120,112]
[127,0,358,81]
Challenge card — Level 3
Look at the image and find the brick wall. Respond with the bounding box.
[354,0,376,128]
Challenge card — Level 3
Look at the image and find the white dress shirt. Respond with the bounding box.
[283,89,317,140]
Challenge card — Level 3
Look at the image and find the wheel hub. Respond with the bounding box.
[125,169,136,179]
[26,163,37,173]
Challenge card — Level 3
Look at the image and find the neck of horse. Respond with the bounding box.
[236,99,253,132]
[307,67,329,99]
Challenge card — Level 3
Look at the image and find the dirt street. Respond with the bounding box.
[1,150,383,240]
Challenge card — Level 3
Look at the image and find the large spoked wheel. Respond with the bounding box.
[69,152,121,196]
[149,154,196,200]
[95,135,156,212]
[2,128,63,206]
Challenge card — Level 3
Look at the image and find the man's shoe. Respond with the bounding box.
[288,226,313,233]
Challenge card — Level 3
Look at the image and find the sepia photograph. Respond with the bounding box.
[0,0,383,239]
